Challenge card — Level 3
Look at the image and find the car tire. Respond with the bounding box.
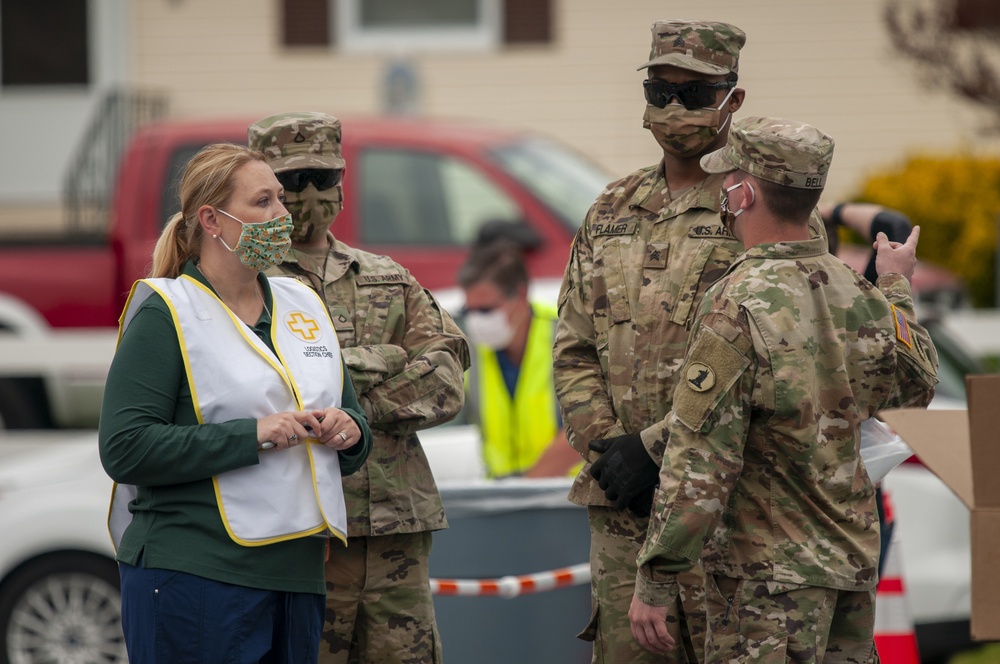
[0,378,53,430]
[0,552,126,664]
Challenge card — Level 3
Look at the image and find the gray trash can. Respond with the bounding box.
[430,478,592,664]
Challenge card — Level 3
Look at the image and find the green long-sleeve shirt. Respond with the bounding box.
[99,261,371,594]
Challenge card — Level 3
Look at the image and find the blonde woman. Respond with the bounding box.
[99,143,371,664]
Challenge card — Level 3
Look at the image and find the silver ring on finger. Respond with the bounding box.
[288,434,298,442]
[337,431,348,443]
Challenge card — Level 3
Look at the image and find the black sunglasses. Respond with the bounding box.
[275,168,343,193]
[643,79,735,110]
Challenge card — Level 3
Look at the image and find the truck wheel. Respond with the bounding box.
[0,378,53,429]
[0,553,126,664]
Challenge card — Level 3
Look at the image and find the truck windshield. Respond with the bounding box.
[160,143,208,227]
[488,137,610,231]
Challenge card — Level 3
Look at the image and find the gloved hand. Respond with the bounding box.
[626,481,658,518]
[588,434,660,513]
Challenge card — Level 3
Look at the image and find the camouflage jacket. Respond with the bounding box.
[635,238,939,604]
[269,235,470,537]
[553,162,827,507]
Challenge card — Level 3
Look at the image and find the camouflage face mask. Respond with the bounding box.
[643,86,735,159]
[216,209,293,271]
[283,184,343,243]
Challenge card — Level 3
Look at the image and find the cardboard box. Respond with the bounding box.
[880,374,1000,641]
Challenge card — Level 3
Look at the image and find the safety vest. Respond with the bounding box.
[109,275,347,548]
[476,302,559,478]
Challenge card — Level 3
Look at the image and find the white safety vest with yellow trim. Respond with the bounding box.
[108,275,347,548]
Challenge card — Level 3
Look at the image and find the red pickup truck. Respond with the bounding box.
[0,116,609,427]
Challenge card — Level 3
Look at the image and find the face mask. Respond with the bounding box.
[283,185,343,243]
[719,180,755,234]
[643,87,735,159]
[216,209,293,271]
[464,309,515,351]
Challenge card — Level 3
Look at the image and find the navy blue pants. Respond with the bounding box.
[119,562,325,664]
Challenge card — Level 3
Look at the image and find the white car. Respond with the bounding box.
[0,432,124,664]
[883,459,972,662]
[0,425,493,664]
[879,314,986,663]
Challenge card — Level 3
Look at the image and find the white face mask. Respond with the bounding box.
[720,180,755,235]
[464,309,515,350]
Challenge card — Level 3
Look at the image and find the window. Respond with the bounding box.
[283,0,330,46]
[358,148,520,246]
[336,0,499,51]
[282,0,551,49]
[0,0,89,86]
[489,137,609,231]
[951,0,1000,31]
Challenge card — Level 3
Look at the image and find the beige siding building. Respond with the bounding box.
[0,0,995,218]
[128,0,998,201]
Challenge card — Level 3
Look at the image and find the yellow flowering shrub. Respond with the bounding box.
[853,154,1000,307]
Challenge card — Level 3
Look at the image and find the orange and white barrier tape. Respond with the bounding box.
[874,491,921,663]
[431,563,591,599]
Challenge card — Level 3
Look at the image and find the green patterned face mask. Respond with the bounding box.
[216,209,293,271]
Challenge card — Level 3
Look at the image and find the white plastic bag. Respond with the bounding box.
[860,417,914,483]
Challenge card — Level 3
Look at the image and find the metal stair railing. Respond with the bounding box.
[63,89,168,235]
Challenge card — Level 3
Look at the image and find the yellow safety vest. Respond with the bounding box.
[476,302,559,478]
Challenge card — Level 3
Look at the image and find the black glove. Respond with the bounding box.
[625,481,658,518]
[588,434,660,513]
[870,210,913,244]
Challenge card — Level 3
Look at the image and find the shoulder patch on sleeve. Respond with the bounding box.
[674,326,751,432]
[890,305,912,348]
[685,362,715,392]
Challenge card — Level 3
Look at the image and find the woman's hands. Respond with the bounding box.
[256,408,360,452]
[311,407,362,451]
[256,411,322,451]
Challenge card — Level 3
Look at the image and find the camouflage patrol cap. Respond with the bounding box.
[700,116,834,189]
[637,20,746,75]
[248,112,346,172]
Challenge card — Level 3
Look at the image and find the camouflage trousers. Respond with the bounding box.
[319,531,442,664]
[583,506,707,663]
[704,576,880,663]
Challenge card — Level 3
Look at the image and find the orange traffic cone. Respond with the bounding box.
[874,490,921,663]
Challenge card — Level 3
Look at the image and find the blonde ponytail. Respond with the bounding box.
[149,213,192,278]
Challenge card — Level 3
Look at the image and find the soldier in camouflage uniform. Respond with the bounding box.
[629,117,939,661]
[553,20,756,663]
[249,112,470,664]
